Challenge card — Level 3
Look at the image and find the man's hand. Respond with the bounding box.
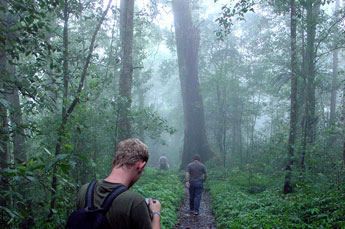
[149,198,162,213]
[203,173,208,182]
[185,171,190,188]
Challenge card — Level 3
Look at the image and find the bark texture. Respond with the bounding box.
[329,0,340,147]
[301,0,320,170]
[118,0,135,141]
[284,0,297,194]
[172,0,212,169]
[0,0,9,219]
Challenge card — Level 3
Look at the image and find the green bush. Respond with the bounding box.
[206,169,345,228]
[132,167,184,229]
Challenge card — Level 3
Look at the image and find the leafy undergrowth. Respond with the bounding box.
[132,167,184,229]
[206,169,345,228]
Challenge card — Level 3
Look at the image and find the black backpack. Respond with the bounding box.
[66,181,128,229]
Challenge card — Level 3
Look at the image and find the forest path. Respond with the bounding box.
[174,187,217,228]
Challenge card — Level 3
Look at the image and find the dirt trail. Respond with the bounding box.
[174,188,217,228]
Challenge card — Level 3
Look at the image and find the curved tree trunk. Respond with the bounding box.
[50,0,112,213]
[172,0,212,169]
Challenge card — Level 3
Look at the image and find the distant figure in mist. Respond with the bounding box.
[185,154,208,216]
[159,155,170,170]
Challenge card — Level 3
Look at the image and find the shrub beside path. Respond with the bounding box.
[174,187,217,228]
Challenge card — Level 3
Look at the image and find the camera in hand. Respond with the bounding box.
[145,198,150,206]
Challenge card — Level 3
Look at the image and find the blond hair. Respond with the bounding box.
[112,138,149,168]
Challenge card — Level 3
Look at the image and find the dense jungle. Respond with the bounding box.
[0,0,345,228]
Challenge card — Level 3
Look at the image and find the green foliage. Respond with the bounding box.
[215,0,256,39]
[132,168,184,229]
[132,106,176,143]
[0,147,76,228]
[206,168,345,228]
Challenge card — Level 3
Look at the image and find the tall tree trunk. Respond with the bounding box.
[298,7,306,156]
[215,79,227,167]
[329,0,340,146]
[0,0,9,221]
[4,10,26,164]
[343,90,345,165]
[118,0,135,141]
[7,86,26,163]
[342,0,345,166]
[172,0,212,169]
[249,90,261,164]
[50,0,69,213]
[2,3,33,226]
[0,103,8,222]
[50,0,112,213]
[230,97,242,166]
[6,65,34,228]
[237,103,243,167]
[284,0,297,194]
[301,0,320,170]
[138,87,145,140]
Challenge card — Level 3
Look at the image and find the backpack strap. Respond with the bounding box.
[101,184,128,212]
[85,180,97,210]
[84,181,128,213]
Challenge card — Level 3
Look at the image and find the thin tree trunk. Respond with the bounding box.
[231,98,241,166]
[342,0,345,166]
[8,90,25,164]
[329,0,340,146]
[172,0,212,169]
[301,0,320,170]
[118,0,135,141]
[50,0,69,212]
[215,78,227,167]
[249,90,261,162]
[0,86,8,224]
[0,1,9,221]
[284,0,297,194]
[343,93,345,165]
[0,102,8,214]
[50,0,112,213]
[239,104,243,167]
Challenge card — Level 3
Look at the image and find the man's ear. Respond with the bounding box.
[137,161,146,171]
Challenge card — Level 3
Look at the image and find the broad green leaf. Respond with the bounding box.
[58,163,71,173]
[74,153,87,160]
[26,176,39,184]
[45,154,68,171]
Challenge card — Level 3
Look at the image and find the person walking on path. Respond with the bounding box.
[75,138,162,229]
[159,155,170,170]
[185,154,208,216]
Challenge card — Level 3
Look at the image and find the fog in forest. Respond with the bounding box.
[1,0,344,227]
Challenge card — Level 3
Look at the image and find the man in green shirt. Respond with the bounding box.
[77,138,162,229]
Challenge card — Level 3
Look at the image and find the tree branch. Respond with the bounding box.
[62,0,113,124]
